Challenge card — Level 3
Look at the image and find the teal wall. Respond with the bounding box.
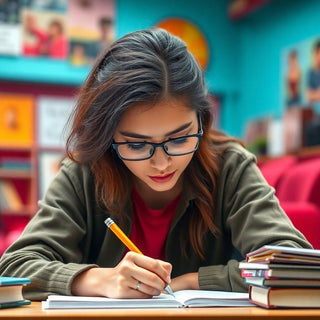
[115,0,240,135]
[116,0,320,138]
[233,0,320,137]
[1,0,320,138]
[0,57,89,85]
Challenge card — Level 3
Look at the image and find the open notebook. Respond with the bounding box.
[42,290,252,309]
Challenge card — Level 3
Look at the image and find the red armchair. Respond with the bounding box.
[0,215,29,256]
[276,158,320,207]
[259,155,297,191]
[276,158,320,249]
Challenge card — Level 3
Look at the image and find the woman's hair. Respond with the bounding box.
[66,28,236,260]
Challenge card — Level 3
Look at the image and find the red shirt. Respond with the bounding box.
[129,189,181,260]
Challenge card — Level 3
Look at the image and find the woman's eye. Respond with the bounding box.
[127,143,146,150]
[171,137,188,144]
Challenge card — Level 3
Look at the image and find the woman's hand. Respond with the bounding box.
[170,273,199,292]
[71,251,172,298]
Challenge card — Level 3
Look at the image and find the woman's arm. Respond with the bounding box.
[0,160,173,300]
[71,252,172,298]
[196,145,312,292]
[0,160,96,300]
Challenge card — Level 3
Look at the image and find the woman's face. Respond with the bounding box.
[113,97,198,194]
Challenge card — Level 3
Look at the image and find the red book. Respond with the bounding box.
[241,268,320,279]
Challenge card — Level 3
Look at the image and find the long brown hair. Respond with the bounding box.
[66,29,239,260]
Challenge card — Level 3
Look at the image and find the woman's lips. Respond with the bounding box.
[149,172,175,183]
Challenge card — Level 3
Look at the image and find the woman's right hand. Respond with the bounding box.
[71,251,172,298]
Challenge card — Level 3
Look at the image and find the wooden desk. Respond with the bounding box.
[0,302,320,319]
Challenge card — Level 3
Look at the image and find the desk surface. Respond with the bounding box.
[0,302,320,320]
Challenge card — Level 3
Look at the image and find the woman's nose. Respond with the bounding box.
[150,146,171,170]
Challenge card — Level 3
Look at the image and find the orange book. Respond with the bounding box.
[0,95,34,147]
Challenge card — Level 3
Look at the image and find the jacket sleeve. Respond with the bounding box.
[198,145,312,292]
[0,160,98,300]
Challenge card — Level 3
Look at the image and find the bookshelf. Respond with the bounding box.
[0,81,77,242]
[0,146,37,216]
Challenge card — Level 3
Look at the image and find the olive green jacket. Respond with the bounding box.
[0,143,311,300]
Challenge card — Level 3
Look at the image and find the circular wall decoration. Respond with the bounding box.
[156,18,209,70]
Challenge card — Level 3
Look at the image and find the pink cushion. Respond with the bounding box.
[281,201,320,249]
[0,215,29,255]
[5,230,24,249]
[259,156,297,189]
[1,215,29,233]
[277,159,320,207]
[0,232,7,256]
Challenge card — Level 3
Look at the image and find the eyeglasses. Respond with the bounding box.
[112,115,203,161]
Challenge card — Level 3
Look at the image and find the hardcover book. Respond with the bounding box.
[240,245,320,308]
[0,277,31,309]
[245,277,320,288]
[241,268,320,279]
[249,285,320,308]
[0,94,34,147]
[246,245,320,264]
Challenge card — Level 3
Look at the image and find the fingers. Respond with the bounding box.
[128,252,171,286]
[71,260,172,299]
[115,252,172,297]
[129,252,172,283]
[128,279,161,298]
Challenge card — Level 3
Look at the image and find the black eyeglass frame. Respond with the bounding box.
[112,114,203,161]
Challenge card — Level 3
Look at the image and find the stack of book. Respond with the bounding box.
[239,245,320,308]
[0,277,30,309]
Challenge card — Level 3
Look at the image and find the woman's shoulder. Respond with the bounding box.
[208,135,261,188]
[59,158,93,183]
[220,142,256,162]
[209,132,256,164]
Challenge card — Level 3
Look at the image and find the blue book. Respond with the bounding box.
[0,300,31,309]
[0,277,31,308]
[0,277,30,286]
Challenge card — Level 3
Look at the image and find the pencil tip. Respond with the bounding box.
[164,284,175,297]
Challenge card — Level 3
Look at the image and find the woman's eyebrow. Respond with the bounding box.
[119,121,193,139]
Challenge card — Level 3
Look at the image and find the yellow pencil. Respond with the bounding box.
[105,217,142,254]
[104,217,174,296]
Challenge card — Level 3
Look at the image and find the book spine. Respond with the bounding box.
[248,297,275,309]
[0,300,30,309]
[244,278,264,287]
[241,269,270,278]
[248,286,276,309]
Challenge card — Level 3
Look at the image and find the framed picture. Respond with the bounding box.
[38,151,64,199]
[0,0,22,55]
[21,1,68,59]
[0,94,34,147]
[68,0,114,66]
[37,96,74,148]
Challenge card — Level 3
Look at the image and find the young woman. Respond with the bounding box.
[0,29,311,300]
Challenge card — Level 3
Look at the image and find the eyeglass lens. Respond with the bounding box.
[116,136,200,160]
